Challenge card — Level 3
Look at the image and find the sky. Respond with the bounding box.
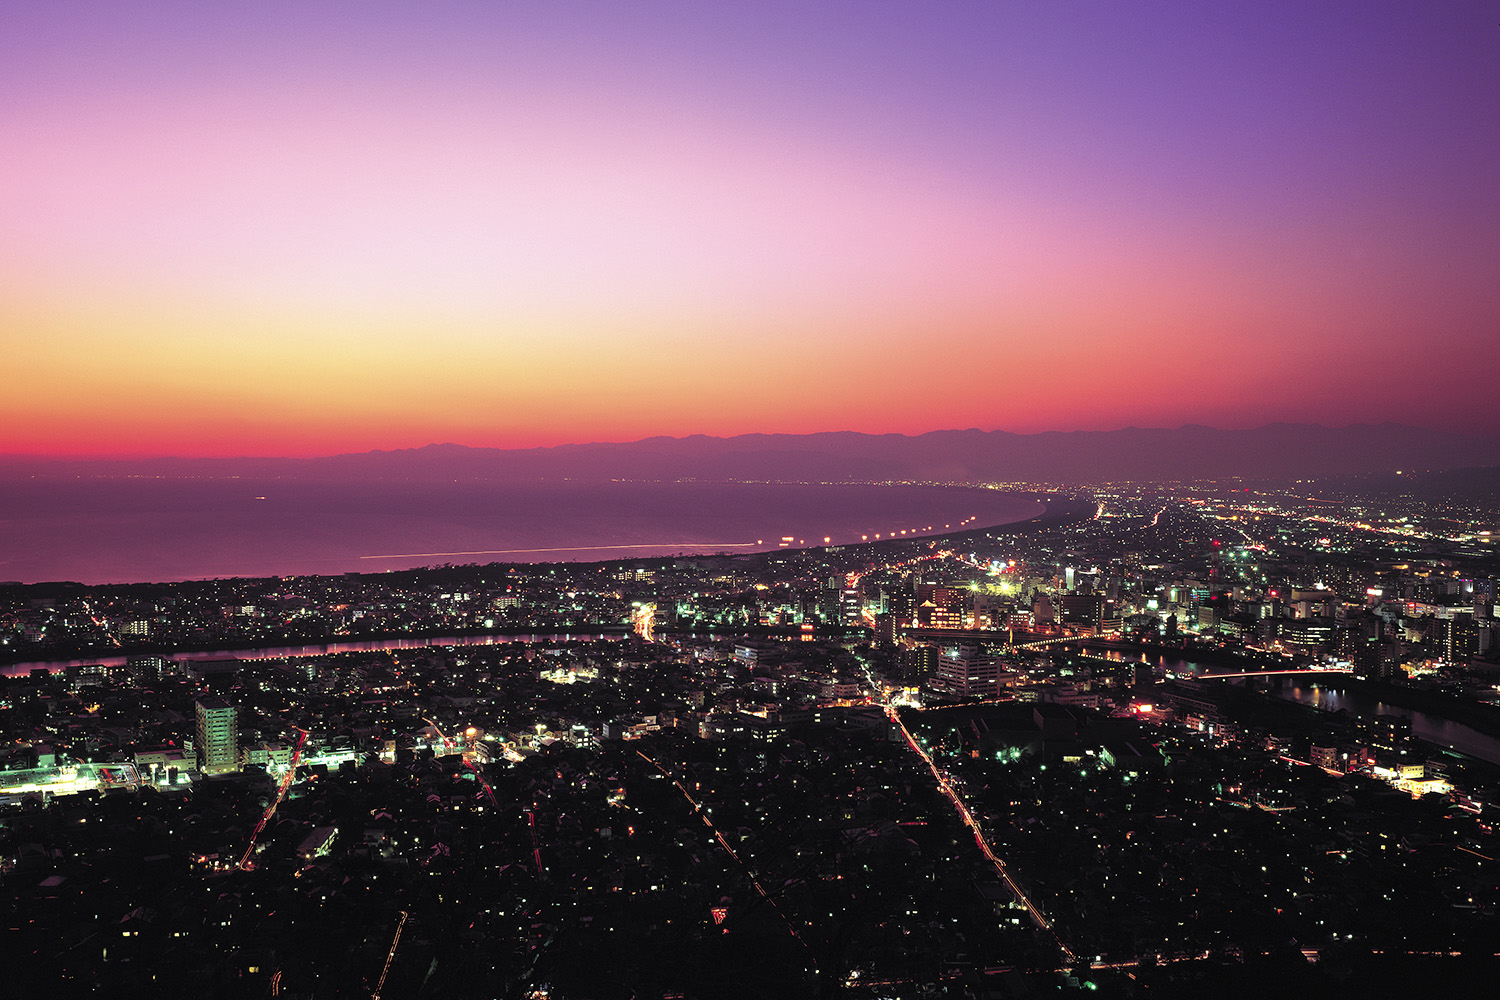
[4,1,1499,457]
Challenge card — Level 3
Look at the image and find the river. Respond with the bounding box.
[1080,643,1500,766]
[0,631,629,678]
[1267,679,1500,766]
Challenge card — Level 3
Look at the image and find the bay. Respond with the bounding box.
[0,479,1042,584]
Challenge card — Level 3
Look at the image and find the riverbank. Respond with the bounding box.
[0,628,635,677]
[1284,675,1500,744]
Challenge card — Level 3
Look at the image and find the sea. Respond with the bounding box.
[0,478,1043,585]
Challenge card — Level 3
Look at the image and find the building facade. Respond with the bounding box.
[195,695,239,775]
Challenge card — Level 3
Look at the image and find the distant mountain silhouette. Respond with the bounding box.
[6,424,1500,484]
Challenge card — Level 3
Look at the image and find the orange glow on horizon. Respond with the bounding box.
[5,5,1497,457]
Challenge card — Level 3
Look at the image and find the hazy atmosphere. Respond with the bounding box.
[6,1,1498,457]
[7,9,1500,996]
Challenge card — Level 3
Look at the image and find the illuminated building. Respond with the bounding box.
[906,642,937,680]
[934,643,999,699]
[1058,594,1104,634]
[840,585,862,624]
[884,583,916,625]
[195,695,239,775]
[917,585,966,628]
[1439,613,1478,665]
[126,655,167,682]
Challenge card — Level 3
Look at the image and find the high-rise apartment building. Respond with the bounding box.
[195,695,239,775]
[934,643,999,699]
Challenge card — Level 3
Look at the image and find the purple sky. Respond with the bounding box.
[4,2,1498,456]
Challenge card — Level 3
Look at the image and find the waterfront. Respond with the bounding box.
[0,479,1042,584]
[0,631,628,678]
[1269,679,1500,767]
[1081,643,1500,766]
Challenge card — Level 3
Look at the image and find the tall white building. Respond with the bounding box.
[195,695,239,775]
[934,643,999,699]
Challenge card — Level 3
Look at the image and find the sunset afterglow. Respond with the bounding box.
[5,2,1498,456]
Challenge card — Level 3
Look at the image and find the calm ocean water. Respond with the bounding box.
[0,479,1042,584]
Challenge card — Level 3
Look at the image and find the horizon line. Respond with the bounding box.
[0,419,1460,464]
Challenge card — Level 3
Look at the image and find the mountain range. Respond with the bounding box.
[6,423,1500,485]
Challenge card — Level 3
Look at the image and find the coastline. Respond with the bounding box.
[0,479,1053,586]
[0,492,1089,669]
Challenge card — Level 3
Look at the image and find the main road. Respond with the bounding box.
[858,660,1075,964]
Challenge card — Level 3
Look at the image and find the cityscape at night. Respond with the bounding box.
[5,476,1500,996]
[6,2,1500,997]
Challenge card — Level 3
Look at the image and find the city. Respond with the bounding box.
[9,3,1500,997]
[4,478,1499,997]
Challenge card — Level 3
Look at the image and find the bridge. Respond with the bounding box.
[901,628,1072,648]
[1193,666,1353,680]
[1009,636,1083,651]
[1059,646,1350,681]
[899,629,1353,681]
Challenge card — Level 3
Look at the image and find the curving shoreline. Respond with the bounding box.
[0,479,1054,585]
[0,493,1091,670]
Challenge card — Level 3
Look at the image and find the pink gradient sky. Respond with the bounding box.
[4,2,1498,457]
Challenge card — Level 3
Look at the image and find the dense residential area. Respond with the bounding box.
[4,479,1500,997]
